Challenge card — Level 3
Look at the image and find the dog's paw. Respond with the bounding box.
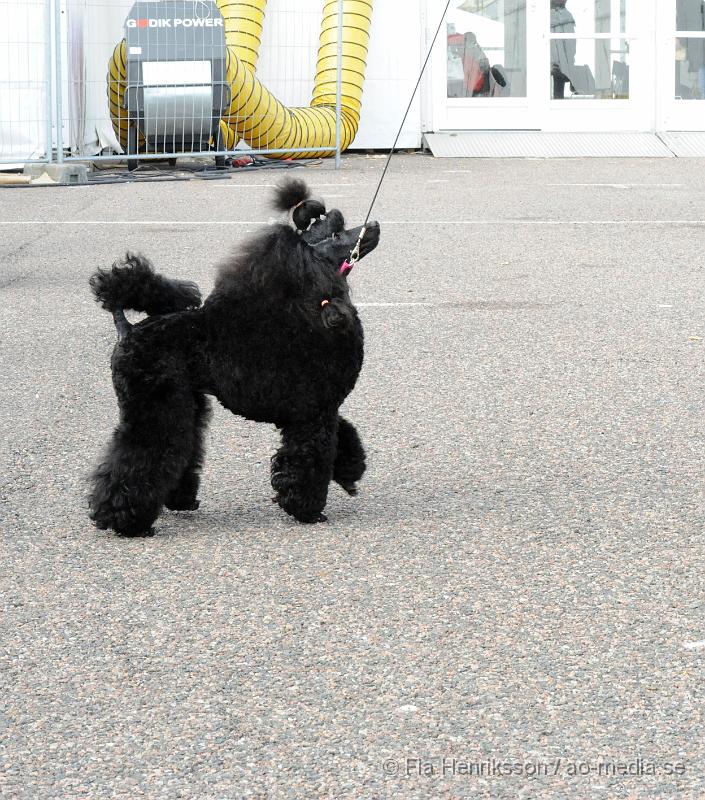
[118,527,156,538]
[273,494,328,524]
[89,505,158,537]
[337,481,358,497]
[165,498,200,512]
[295,511,328,524]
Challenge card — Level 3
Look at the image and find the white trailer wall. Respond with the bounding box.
[0,0,51,162]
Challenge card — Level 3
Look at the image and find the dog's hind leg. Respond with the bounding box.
[165,393,211,512]
[88,389,201,536]
[333,416,366,496]
[271,413,338,523]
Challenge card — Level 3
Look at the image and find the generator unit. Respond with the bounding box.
[123,0,230,168]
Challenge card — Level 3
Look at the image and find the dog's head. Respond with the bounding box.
[273,178,380,276]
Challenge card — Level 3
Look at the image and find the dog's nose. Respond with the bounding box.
[362,221,380,253]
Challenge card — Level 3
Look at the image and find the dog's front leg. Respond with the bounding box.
[271,413,338,523]
[333,416,366,496]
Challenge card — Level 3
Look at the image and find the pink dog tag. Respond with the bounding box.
[339,260,353,277]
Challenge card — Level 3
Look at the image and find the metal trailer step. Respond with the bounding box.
[423,132,676,158]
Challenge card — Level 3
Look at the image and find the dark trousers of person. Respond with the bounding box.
[552,70,570,99]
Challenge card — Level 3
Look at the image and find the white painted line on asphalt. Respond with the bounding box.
[683,640,705,650]
[442,172,686,186]
[546,183,685,188]
[216,182,362,188]
[4,219,705,226]
[357,302,434,307]
[382,220,705,225]
[1,220,261,225]
[209,183,275,187]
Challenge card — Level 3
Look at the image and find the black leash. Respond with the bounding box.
[341,0,452,277]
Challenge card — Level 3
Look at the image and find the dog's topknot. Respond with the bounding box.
[273,178,311,213]
[273,178,325,233]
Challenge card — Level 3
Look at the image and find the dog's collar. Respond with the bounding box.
[339,227,366,277]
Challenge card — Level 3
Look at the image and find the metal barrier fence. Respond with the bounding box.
[0,0,361,169]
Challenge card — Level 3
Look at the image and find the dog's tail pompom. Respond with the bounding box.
[89,252,202,316]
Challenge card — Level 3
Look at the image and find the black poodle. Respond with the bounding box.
[88,179,380,536]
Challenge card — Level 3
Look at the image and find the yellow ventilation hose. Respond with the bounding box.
[107,40,131,150]
[218,0,266,71]
[216,0,267,149]
[107,0,373,159]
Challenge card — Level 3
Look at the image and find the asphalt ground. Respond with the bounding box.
[1,154,704,799]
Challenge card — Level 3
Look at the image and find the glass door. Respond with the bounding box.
[658,0,705,129]
[427,0,654,132]
[428,0,543,130]
[541,0,654,130]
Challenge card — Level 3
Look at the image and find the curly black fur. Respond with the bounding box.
[88,179,380,536]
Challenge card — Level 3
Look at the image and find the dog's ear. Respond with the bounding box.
[320,297,354,330]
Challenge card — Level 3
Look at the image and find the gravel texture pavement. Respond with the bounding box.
[1,154,704,799]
